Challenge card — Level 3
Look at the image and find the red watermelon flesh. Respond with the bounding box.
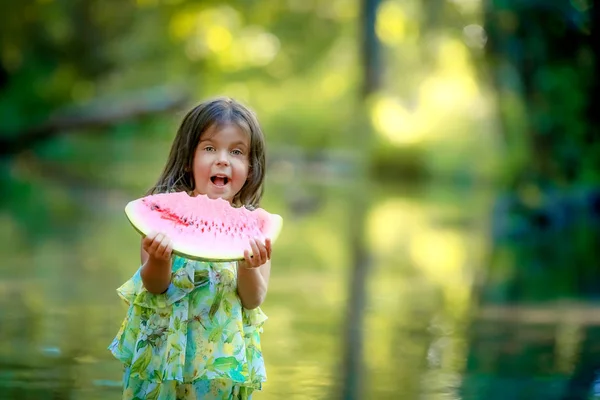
[124,192,283,261]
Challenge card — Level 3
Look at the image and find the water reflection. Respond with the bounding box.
[461,304,600,400]
[461,189,600,400]
[1,182,599,399]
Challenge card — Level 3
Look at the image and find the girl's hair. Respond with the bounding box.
[147,97,266,209]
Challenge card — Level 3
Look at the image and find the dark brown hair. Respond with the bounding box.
[147,97,266,209]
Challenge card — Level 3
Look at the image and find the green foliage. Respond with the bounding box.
[484,0,598,186]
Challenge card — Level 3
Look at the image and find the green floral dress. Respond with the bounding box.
[108,256,267,400]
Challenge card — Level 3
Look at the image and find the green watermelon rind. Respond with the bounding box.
[124,198,284,262]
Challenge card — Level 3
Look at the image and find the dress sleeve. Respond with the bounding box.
[116,256,196,310]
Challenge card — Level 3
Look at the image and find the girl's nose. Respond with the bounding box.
[215,151,230,166]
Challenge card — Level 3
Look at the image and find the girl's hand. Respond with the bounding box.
[142,231,173,262]
[240,238,272,269]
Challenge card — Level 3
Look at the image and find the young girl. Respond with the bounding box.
[109,97,272,400]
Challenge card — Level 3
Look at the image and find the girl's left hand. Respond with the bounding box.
[240,238,272,269]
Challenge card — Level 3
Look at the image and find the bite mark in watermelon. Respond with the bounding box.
[124,192,283,261]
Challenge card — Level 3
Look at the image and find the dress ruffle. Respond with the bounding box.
[108,257,267,390]
[115,264,195,310]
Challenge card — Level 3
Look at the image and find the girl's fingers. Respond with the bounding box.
[142,231,156,250]
[249,239,260,266]
[243,250,253,266]
[256,239,268,264]
[150,233,164,253]
[265,238,272,260]
[158,234,170,252]
[145,232,170,259]
[241,238,272,268]
[161,239,173,259]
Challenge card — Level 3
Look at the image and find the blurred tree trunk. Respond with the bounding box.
[338,0,380,399]
[462,1,600,398]
[360,0,382,98]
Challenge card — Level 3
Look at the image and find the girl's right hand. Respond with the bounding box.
[142,231,173,262]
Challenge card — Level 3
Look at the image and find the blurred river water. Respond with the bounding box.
[1,177,599,400]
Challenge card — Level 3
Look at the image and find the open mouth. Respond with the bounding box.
[210,175,229,187]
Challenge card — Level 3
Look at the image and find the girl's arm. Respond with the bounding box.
[140,232,173,294]
[237,238,272,309]
[237,260,271,309]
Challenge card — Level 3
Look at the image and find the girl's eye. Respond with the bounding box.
[231,149,243,156]
[204,146,215,152]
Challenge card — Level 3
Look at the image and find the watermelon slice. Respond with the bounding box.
[124,192,283,261]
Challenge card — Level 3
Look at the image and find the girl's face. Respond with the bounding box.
[191,123,250,203]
